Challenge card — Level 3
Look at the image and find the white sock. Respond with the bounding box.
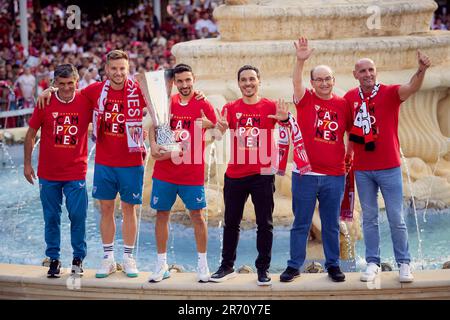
[103,242,114,260]
[198,252,207,267]
[124,245,134,259]
[157,253,167,266]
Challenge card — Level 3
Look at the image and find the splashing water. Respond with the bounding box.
[135,149,149,261]
[400,147,424,270]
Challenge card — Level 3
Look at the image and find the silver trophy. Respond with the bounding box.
[137,70,180,152]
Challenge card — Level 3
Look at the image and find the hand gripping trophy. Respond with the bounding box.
[137,70,180,152]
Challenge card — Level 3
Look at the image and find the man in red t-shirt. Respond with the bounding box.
[344,51,431,283]
[82,50,147,279]
[38,50,148,279]
[148,64,216,283]
[209,65,289,286]
[279,37,352,284]
[24,64,92,278]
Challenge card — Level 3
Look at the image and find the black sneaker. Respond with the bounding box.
[280,266,300,282]
[257,269,272,286]
[209,265,237,283]
[47,259,61,278]
[71,258,84,277]
[327,266,345,282]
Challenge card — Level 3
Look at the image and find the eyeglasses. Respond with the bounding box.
[312,76,334,83]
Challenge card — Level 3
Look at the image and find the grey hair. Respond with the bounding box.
[53,64,79,81]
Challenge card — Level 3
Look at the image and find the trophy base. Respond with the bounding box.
[162,143,181,152]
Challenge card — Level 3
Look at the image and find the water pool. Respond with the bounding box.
[1,144,449,273]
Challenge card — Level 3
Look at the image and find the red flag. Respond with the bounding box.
[340,167,355,221]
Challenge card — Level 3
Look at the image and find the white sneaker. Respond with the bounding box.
[95,258,117,278]
[360,262,381,282]
[399,263,414,283]
[197,264,210,283]
[123,255,139,278]
[148,263,170,283]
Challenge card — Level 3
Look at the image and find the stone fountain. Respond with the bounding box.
[142,0,450,260]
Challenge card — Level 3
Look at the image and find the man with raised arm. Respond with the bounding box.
[279,37,353,283]
[345,51,431,283]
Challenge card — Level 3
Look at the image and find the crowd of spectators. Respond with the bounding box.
[432,5,450,30]
[0,0,222,128]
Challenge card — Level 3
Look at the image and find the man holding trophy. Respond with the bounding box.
[138,64,216,283]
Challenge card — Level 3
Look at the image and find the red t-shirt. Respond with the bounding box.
[224,98,278,178]
[344,84,402,171]
[294,89,353,175]
[28,93,92,181]
[81,81,146,167]
[152,94,217,186]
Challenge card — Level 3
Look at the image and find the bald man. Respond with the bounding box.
[280,37,353,283]
[344,52,431,283]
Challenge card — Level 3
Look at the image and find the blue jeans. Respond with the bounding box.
[39,178,88,260]
[288,173,345,270]
[355,167,411,265]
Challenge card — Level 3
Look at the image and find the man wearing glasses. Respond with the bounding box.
[279,37,353,283]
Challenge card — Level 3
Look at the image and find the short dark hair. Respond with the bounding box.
[54,64,79,81]
[237,65,260,81]
[164,68,174,81]
[173,63,193,75]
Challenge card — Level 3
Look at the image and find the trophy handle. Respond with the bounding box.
[136,72,160,127]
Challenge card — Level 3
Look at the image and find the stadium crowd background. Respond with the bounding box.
[0,0,448,128]
[0,0,222,128]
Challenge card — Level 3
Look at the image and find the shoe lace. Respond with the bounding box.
[216,265,228,275]
[154,263,167,274]
[400,264,411,275]
[72,258,82,267]
[125,257,137,269]
[101,258,114,269]
[50,259,59,269]
[198,264,209,274]
[367,263,379,273]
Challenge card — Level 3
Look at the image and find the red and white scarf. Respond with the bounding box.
[276,113,311,175]
[92,79,145,153]
[349,83,380,151]
[340,167,355,221]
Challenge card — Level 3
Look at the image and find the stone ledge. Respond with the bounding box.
[1,263,449,300]
[215,0,437,40]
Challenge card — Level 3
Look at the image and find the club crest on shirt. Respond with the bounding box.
[314,105,320,111]
[236,112,242,119]
[52,112,58,118]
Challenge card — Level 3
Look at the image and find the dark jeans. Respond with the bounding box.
[221,174,275,271]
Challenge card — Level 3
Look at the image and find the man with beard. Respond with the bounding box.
[148,63,216,283]
[209,65,289,286]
